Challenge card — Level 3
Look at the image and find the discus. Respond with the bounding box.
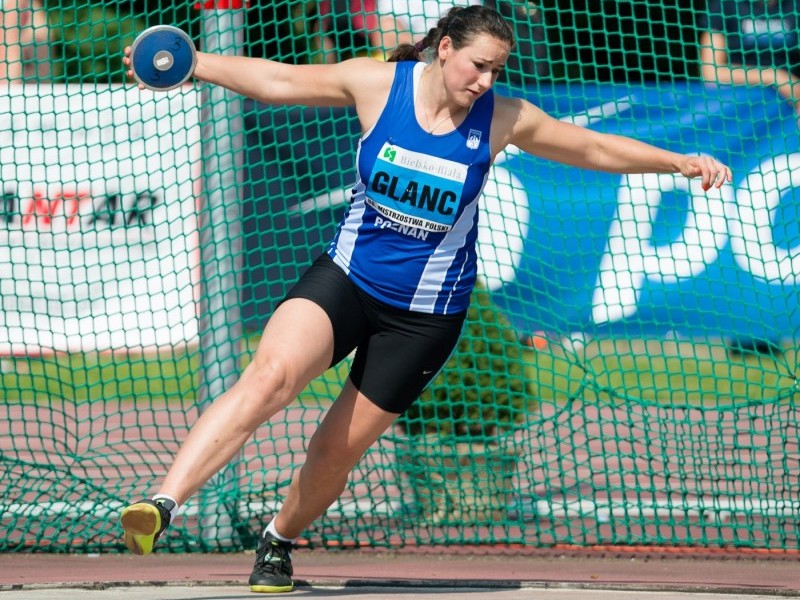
[130,25,197,91]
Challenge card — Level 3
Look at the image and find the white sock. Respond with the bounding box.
[266,518,297,543]
[151,494,180,522]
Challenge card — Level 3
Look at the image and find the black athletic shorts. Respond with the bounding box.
[281,253,467,414]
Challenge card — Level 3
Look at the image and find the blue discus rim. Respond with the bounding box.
[130,25,197,92]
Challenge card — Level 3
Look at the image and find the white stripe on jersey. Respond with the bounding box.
[331,145,367,273]
[331,184,366,274]
[409,170,489,312]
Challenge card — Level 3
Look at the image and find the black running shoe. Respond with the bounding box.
[248,531,294,593]
[120,498,174,556]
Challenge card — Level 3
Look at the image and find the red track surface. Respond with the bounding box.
[2,548,800,595]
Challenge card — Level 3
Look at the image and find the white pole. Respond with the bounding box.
[197,0,246,549]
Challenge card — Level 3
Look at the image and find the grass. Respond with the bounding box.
[0,349,197,403]
[0,334,796,408]
[0,332,349,405]
[526,336,798,407]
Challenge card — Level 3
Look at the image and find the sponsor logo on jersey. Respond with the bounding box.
[368,142,468,232]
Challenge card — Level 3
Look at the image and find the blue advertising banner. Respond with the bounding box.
[489,82,799,339]
[242,82,800,340]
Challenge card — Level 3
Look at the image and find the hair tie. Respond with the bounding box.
[414,41,426,52]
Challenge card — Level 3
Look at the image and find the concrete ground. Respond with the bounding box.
[3,585,794,600]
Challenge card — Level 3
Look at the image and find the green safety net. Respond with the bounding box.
[1,1,798,554]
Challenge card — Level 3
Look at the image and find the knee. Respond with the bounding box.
[239,354,298,409]
[307,429,362,473]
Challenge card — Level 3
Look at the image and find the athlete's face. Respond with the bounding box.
[438,34,511,107]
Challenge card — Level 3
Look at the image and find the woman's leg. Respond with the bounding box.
[273,378,398,538]
[158,297,337,505]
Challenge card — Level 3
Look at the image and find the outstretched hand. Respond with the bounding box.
[678,155,732,191]
[122,46,146,90]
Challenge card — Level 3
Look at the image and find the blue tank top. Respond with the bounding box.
[327,61,494,315]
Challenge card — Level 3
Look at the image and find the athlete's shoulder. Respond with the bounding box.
[492,94,544,129]
[338,57,397,99]
[337,58,401,131]
[339,56,397,82]
[490,94,550,155]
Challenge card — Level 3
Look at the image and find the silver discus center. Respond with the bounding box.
[153,50,174,71]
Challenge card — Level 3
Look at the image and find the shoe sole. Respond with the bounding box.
[120,503,162,556]
[249,583,294,593]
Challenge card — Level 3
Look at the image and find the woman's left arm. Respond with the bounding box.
[499,97,732,191]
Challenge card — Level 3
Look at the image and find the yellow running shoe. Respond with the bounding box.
[120,498,174,555]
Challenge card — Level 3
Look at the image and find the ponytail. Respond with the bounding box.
[388,37,435,63]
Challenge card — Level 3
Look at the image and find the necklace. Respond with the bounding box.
[419,70,464,133]
[424,109,454,133]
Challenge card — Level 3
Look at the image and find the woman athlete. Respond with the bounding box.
[120,5,732,594]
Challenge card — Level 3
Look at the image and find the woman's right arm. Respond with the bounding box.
[124,48,393,113]
[192,52,361,107]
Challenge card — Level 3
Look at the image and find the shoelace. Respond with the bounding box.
[256,542,291,572]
